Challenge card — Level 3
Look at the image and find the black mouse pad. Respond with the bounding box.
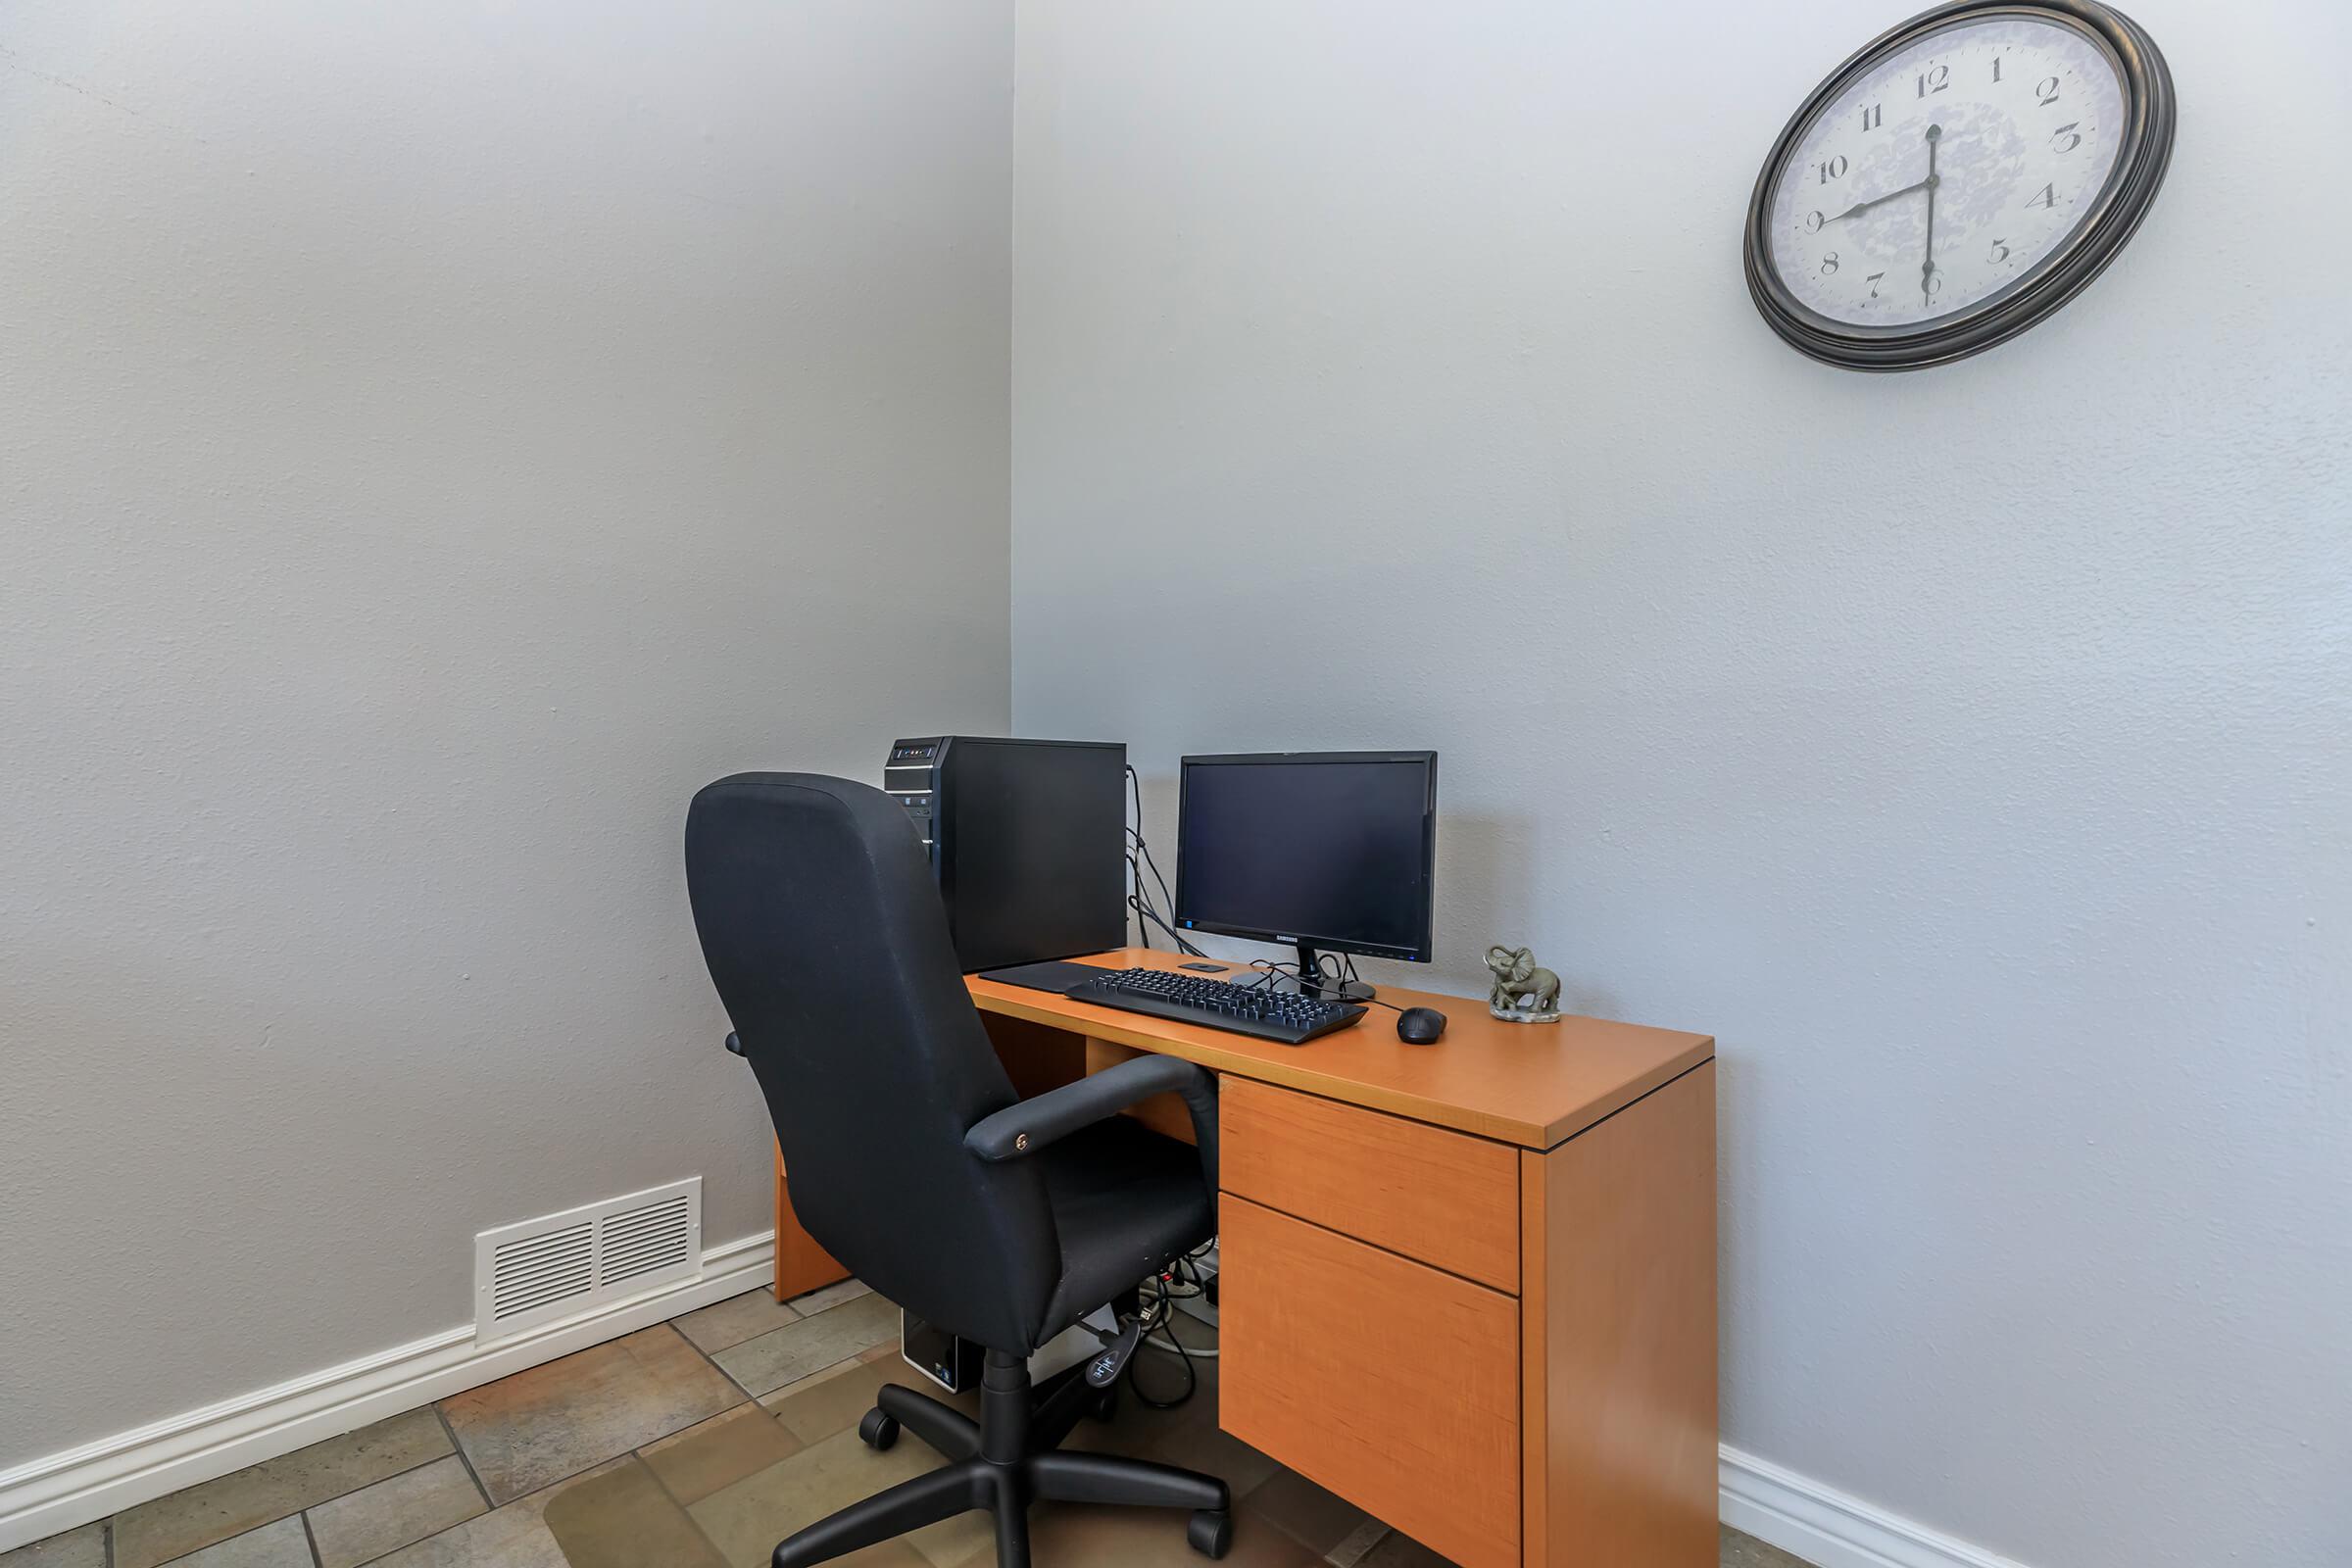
[975,959,1111,995]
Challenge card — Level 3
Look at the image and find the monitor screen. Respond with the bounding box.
[1173,753,1436,962]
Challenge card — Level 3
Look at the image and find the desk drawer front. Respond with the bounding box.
[1220,1196,1520,1568]
[1221,1077,1519,1291]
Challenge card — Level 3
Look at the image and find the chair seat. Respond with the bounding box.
[1039,1117,1216,1336]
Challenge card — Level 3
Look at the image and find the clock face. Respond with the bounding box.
[1765,13,2130,332]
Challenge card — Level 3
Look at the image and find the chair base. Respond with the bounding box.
[772,1350,1231,1568]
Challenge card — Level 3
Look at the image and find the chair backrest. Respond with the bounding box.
[684,772,1060,1354]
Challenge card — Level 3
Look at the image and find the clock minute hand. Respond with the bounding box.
[1824,175,1934,224]
[1922,123,1943,302]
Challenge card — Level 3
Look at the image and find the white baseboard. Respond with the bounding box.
[1721,1445,2035,1568]
[0,1231,776,1554]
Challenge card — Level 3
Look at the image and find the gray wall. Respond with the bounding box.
[1010,3,2350,1565]
[0,0,1009,1463]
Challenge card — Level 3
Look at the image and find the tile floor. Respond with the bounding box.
[4,1281,1817,1568]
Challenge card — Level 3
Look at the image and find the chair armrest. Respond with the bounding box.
[964,1056,1219,1189]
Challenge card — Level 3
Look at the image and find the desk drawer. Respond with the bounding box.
[1220,1196,1520,1568]
[1221,1077,1519,1290]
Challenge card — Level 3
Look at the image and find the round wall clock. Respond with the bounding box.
[1744,0,2174,370]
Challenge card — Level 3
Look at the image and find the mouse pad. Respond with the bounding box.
[974,959,1112,995]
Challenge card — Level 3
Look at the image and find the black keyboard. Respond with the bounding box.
[1063,967,1366,1045]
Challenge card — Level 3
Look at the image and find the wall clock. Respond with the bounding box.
[1744,0,2174,370]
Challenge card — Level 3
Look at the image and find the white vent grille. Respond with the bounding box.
[474,1178,703,1344]
[601,1192,694,1285]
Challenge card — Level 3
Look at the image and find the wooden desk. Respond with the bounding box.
[774,948,1717,1568]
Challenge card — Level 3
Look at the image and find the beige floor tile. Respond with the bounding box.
[369,1497,565,1568]
[156,1517,312,1568]
[1020,1501,1316,1568]
[113,1408,452,1568]
[1139,1416,1282,1504]
[673,1290,803,1354]
[640,1404,805,1506]
[690,1427,992,1568]
[711,1293,902,1398]
[788,1278,874,1316]
[759,1356,877,1417]
[370,1459,736,1568]
[0,1520,106,1568]
[371,1456,631,1568]
[761,1359,972,1448]
[304,1455,485,1568]
[1719,1525,1821,1567]
[1354,1528,1453,1566]
[1327,1519,1394,1566]
[440,1325,743,1503]
[1249,1469,1373,1557]
[538,1455,727,1568]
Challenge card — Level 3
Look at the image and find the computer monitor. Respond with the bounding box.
[1173,751,1437,999]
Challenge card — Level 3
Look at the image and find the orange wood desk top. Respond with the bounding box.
[965,948,1713,1151]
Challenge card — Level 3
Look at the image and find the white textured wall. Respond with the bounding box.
[0,0,1009,1463]
[1010,3,2351,1565]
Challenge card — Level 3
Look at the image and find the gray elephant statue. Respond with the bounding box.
[1485,945,1563,1021]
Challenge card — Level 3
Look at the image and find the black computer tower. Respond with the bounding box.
[883,736,1126,972]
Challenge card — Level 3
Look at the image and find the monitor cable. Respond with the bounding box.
[1238,956,1406,1015]
[1124,765,1204,956]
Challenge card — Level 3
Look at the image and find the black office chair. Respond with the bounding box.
[684,773,1232,1568]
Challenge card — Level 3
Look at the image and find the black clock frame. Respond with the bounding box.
[1743,0,2175,372]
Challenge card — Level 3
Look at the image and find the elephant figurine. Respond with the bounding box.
[1485,945,1563,1022]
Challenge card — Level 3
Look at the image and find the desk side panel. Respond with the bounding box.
[774,1142,850,1301]
[1084,1037,1200,1144]
[1531,1060,1718,1568]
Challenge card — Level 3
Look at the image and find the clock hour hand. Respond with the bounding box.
[1823,175,1935,224]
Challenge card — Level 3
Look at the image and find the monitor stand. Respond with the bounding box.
[1264,943,1376,1003]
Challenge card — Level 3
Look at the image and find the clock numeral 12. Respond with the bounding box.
[1917,64,1949,97]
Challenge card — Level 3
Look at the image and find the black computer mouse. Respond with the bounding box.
[1396,1006,1447,1045]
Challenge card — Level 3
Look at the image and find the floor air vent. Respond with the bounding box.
[474,1178,703,1344]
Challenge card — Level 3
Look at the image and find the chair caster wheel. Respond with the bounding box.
[1090,1384,1120,1422]
[857,1409,899,1451]
[1187,1509,1232,1559]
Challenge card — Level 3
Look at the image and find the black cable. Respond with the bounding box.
[1122,768,1155,951]
[1128,829,1180,930]
[1122,766,1203,956]
[1237,957,1407,1014]
[1124,1275,1198,1408]
[1125,858,1152,951]
[1129,889,1201,954]
[1139,1242,1222,1364]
